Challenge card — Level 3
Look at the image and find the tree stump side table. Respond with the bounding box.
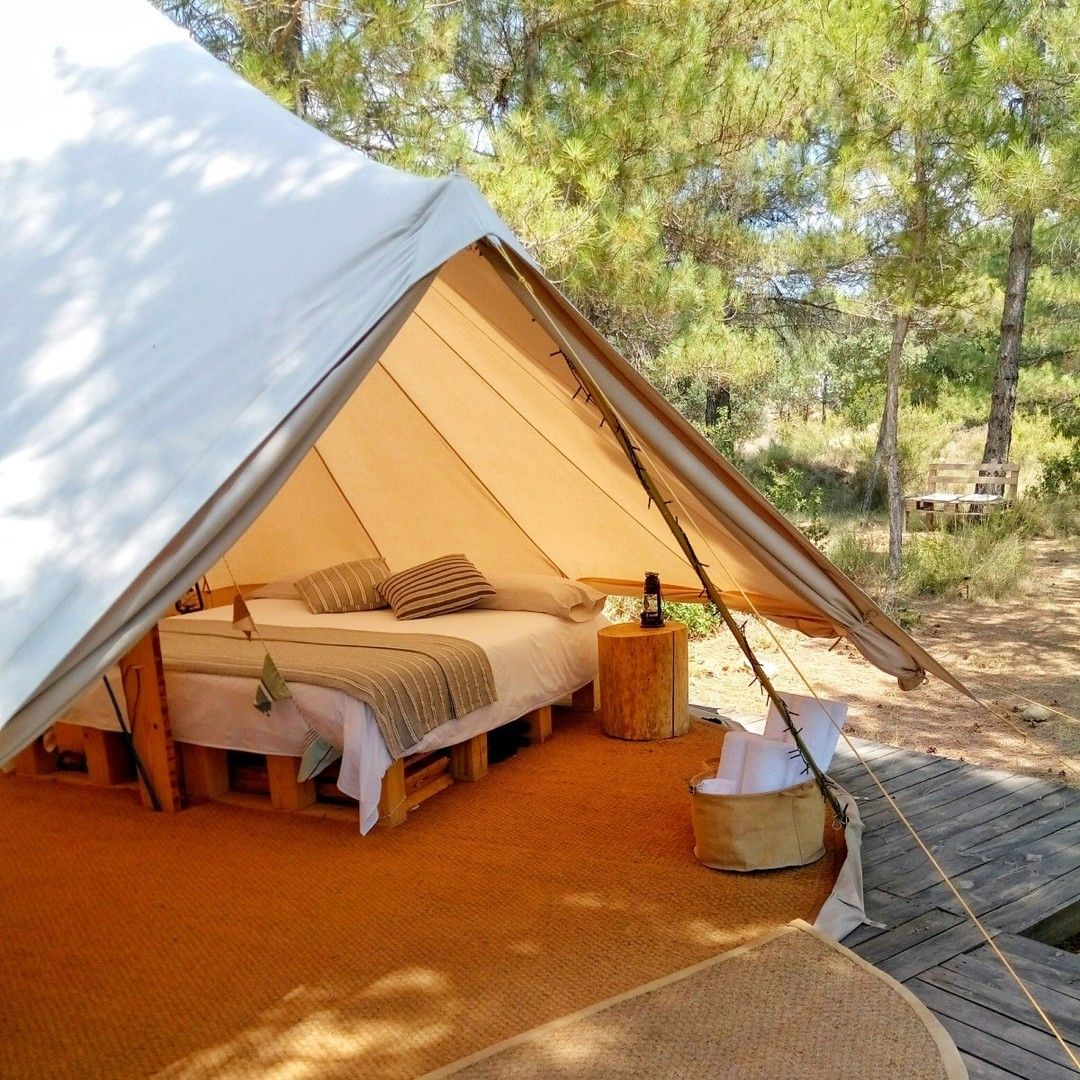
[597,621,690,740]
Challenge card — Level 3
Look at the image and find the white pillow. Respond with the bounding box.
[246,577,305,601]
[474,573,606,622]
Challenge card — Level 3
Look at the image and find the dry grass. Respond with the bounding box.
[689,538,1080,785]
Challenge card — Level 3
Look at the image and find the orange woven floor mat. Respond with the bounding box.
[0,714,843,1079]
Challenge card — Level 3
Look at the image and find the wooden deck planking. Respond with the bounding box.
[857,776,1047,868]
[923,835,1080,916]
[932,954,1080,1043]
[833,737,1080,1079]
[885,820,1080,907]
[989,933,1080,993]
[861,785,1076,896]
[921,997,1080,1080]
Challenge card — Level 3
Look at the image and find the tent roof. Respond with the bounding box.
[0,0,962,762]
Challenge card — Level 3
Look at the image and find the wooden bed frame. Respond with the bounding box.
[9,603,600,828]
[174,682,595,827]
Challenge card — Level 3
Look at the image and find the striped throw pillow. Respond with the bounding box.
[294,558,390,614]
[378,554,494,620]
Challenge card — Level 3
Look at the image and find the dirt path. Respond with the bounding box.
[688,538,1080,785]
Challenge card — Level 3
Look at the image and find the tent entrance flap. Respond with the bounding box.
[478,241,970,698]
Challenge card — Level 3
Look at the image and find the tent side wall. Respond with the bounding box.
[0,278,431,764]
[207,251,824,632]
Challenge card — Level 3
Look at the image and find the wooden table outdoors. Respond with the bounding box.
[598,621,689,740]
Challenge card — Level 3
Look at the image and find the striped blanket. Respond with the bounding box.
[158,618,498,759]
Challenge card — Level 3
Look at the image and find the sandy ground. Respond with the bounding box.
[688,538,1080,786]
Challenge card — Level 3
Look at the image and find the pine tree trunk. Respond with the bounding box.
[885,313,910,588]
[522,26,541,110]
[704,380,730,427]
[265,1,305,117]
[863,398,887,515]
[705,380,721,427]
[982,210,1034,466]
[884,110,929,590]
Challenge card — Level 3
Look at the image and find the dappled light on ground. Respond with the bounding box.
[691,538,1080,783]
[0,711,843,1079]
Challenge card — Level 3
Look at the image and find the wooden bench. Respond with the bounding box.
[904,462,1019,530]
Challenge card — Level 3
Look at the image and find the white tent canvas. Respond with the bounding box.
[0,0,962,765]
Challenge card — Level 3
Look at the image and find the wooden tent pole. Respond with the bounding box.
[564,348,846,823]
[118,626,183,812]
[485,246,845,822]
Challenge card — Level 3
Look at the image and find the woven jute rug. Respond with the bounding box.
[1,714,847,1079]
[422,921,967,1080]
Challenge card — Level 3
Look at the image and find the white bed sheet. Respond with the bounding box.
[64,601,606,832]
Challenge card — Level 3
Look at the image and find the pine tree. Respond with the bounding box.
[973,1,1080,466]
[156,0,810,438]
[806,0,990,585]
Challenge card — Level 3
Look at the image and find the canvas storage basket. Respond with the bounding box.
[689,773,825,872]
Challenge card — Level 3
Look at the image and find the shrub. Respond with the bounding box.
[900,533,975,597]
[1037,443,1080,498]
[756,461,830,543]
[1010,495,1080,537]
[900,521,1031,601]
[667,601,724,638]
[602,595,722,639]
[828,518,1032,603]
[828,531,889,591]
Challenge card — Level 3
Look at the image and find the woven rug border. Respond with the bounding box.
[418,919,967,1080]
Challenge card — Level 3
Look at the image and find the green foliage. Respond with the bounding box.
[902,525,1030,602]
[603,596,722,640]
[647,321,780,440]
[1037,445,1080,498]
[1011,495,1080,537]
[745,457,830,544]
[701,411,757,461]
[829,516,1032,603]
[828,531,889,589]
[665,602,725,640]
[971,3,1080,223]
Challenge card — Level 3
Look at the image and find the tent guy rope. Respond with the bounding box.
[619,407,1080,1074]
[618,422,1080,1073]
[604,377,1080,1075]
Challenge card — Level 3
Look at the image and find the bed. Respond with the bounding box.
[63,599,606,832]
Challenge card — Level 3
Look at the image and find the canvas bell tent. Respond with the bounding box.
[0,0,962,769]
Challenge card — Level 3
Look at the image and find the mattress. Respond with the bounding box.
[63,600,606,832]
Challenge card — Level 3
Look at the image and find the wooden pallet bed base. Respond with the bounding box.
[10,677,600,829]
[9,723,135,787]
[176,729,492,827]
[174,679,598,825]
[903,461,1020,530]
[378,748,461,827]
[176,727,498,827]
